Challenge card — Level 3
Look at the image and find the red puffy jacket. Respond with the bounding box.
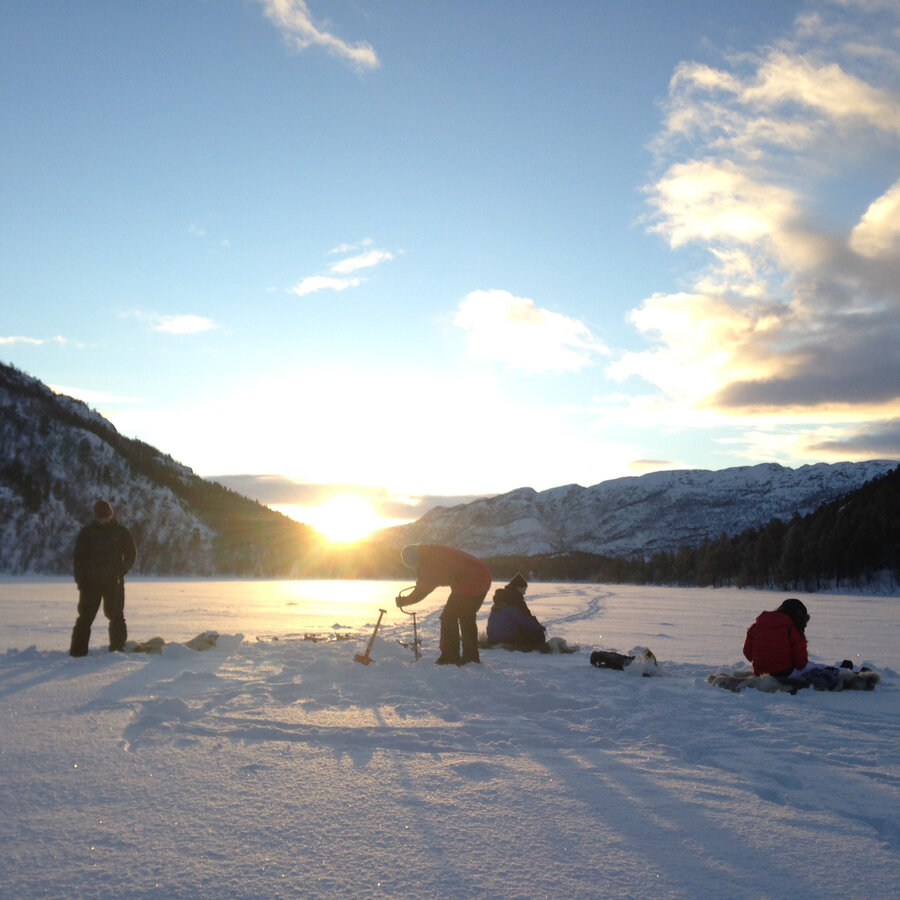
[743,610,808,676]
[403,545,492,604]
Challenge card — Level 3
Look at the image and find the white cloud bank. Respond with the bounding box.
[455,289,607,373]
[612,0,900,461]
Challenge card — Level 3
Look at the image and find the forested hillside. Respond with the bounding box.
[0,362,319,575]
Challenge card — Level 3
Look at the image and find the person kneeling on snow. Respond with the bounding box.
[485,574,547,652]
[742,597,809,678]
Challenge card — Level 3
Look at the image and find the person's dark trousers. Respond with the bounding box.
[438,592,486,665]
[70,579,127,657]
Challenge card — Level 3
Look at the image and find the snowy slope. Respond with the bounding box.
[0,363,217,573]
[391,461,899,558]
[0,362,311,575]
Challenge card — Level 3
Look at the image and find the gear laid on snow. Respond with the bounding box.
[590,647,660,676]
[707,664,880,694]
[123,631,220,654]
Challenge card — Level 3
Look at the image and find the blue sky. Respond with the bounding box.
[3,0,899,539]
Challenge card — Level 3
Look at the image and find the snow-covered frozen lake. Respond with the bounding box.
[1,578,898,899]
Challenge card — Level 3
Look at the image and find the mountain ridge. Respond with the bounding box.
[2,359,897,579]
[383,459,899,560]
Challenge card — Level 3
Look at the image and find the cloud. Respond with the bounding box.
[618,1,900,459]
[289,241,394,297]
[153,315,219,335]
[1,335,45,346]
[254,0,379,72]
[124,311,219,335]
[849,179,900,258]
[0,335,79,348]
[290,275,361,297]
[743,52,900,134]
[454,289,607,373]
[608,290,767,401]
[648,160,802,255]
[804,419,900,457]
[210,474,488,522]
[329,248,394,274]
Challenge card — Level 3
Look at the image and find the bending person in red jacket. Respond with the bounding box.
[397,544,492,665]
[743,597,809,677]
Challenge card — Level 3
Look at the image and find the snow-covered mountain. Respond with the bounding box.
[0,361,315,575]
[387,461,899,559]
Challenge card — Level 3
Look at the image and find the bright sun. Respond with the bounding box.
[274,495,390,543]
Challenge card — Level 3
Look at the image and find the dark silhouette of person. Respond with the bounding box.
[397,544,491,665]
[69,500,136,657]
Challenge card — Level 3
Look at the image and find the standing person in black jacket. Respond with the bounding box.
[69,500,137,657]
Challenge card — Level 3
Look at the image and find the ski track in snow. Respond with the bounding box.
[533,585,610,629]
[1,582,898,899]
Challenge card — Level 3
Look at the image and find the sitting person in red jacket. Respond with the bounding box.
[486,574,547,651]
[743,597,809,677]
[397,544,492,665]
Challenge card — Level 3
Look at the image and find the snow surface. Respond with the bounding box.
[1,578,898,900]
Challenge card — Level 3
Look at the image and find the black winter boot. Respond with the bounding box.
[459,619,480,665]
[69,621,90,657]
[436,612,461,665]
[109,617,127,652]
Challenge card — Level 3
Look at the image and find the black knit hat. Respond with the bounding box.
[778,597,809,631]
[93,500,114,521]
[507,573,528,592]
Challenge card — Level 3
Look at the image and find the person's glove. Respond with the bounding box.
[396,593,414,608]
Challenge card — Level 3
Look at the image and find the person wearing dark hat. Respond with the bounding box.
[486,573,547,651]
[742,597,809,677]
[69,500,137,657]
[397,544,492,665]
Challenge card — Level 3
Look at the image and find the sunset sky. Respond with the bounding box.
[2,1,899,539]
